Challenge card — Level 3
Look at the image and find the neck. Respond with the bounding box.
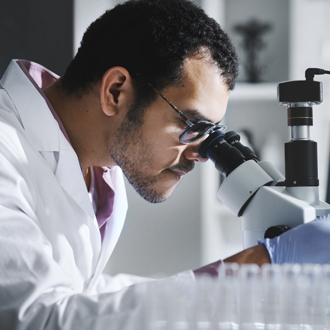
[43,80,115,172]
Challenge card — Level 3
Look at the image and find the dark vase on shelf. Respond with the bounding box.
[233,18,272,83]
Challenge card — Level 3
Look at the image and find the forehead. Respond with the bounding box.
[163,56,230,123]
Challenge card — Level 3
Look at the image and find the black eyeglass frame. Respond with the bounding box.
[139,77,226,144]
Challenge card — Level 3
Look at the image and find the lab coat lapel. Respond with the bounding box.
[54,133,96,221]
[54,134,102,267]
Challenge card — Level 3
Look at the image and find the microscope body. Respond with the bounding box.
[199,68,330,249]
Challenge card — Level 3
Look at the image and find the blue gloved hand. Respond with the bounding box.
[259,213,330,264]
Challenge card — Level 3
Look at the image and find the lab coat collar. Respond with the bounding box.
[0,59,60,152]
[1,60,96,221]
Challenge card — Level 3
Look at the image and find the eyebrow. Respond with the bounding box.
[182,108,221,124]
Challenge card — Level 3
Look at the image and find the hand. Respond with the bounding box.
[259,213,330,264]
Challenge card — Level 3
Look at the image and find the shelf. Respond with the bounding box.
[229,82,278,101]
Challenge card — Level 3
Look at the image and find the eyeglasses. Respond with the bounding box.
[140,78,226,144]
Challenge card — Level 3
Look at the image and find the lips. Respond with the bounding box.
[169,169,187,176]
[168,161,194,177]
[168,169,187,181]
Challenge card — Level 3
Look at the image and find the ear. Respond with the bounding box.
[100,67,134,117]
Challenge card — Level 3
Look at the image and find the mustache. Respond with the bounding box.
[168,160,195,174]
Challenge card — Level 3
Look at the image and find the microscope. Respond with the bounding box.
[199,68,330,249]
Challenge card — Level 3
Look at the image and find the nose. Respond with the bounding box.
[183,139,209,163]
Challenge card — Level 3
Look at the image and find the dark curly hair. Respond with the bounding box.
[61,0,238,112]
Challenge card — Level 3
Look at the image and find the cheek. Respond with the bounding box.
[137,134,183,173]
[142,103,184,141]
[138,111,185,167]
[142,120,183,151]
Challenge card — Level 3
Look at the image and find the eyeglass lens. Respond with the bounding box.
[180,122,225,144]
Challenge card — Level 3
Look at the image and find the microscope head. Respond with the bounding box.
[278,80,322,107]
[278,68,327,107]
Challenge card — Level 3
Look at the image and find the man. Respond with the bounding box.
[0,0,329,329]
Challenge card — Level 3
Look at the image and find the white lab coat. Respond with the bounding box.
[0,60,194,329]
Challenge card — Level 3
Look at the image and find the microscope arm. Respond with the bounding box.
[217,159,330,248]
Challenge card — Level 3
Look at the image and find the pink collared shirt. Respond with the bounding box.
[17,60,114,241]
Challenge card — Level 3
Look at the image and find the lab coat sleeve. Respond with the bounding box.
[0,126,195,329]
[93,269,195,295]
[93,273,155,294]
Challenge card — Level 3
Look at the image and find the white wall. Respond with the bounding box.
[74,0,113,54]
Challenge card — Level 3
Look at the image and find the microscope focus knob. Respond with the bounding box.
[264,225,291,239]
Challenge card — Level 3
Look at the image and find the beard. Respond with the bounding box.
[108,103,194,203]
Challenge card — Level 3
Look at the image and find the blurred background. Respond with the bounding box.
[1,0,330,278]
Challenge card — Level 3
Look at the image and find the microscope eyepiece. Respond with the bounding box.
[224,131,258,162]
[198,130,248,177]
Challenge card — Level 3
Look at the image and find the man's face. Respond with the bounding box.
[109,57,230,203]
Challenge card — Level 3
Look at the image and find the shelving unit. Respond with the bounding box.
[200,0,330,265]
